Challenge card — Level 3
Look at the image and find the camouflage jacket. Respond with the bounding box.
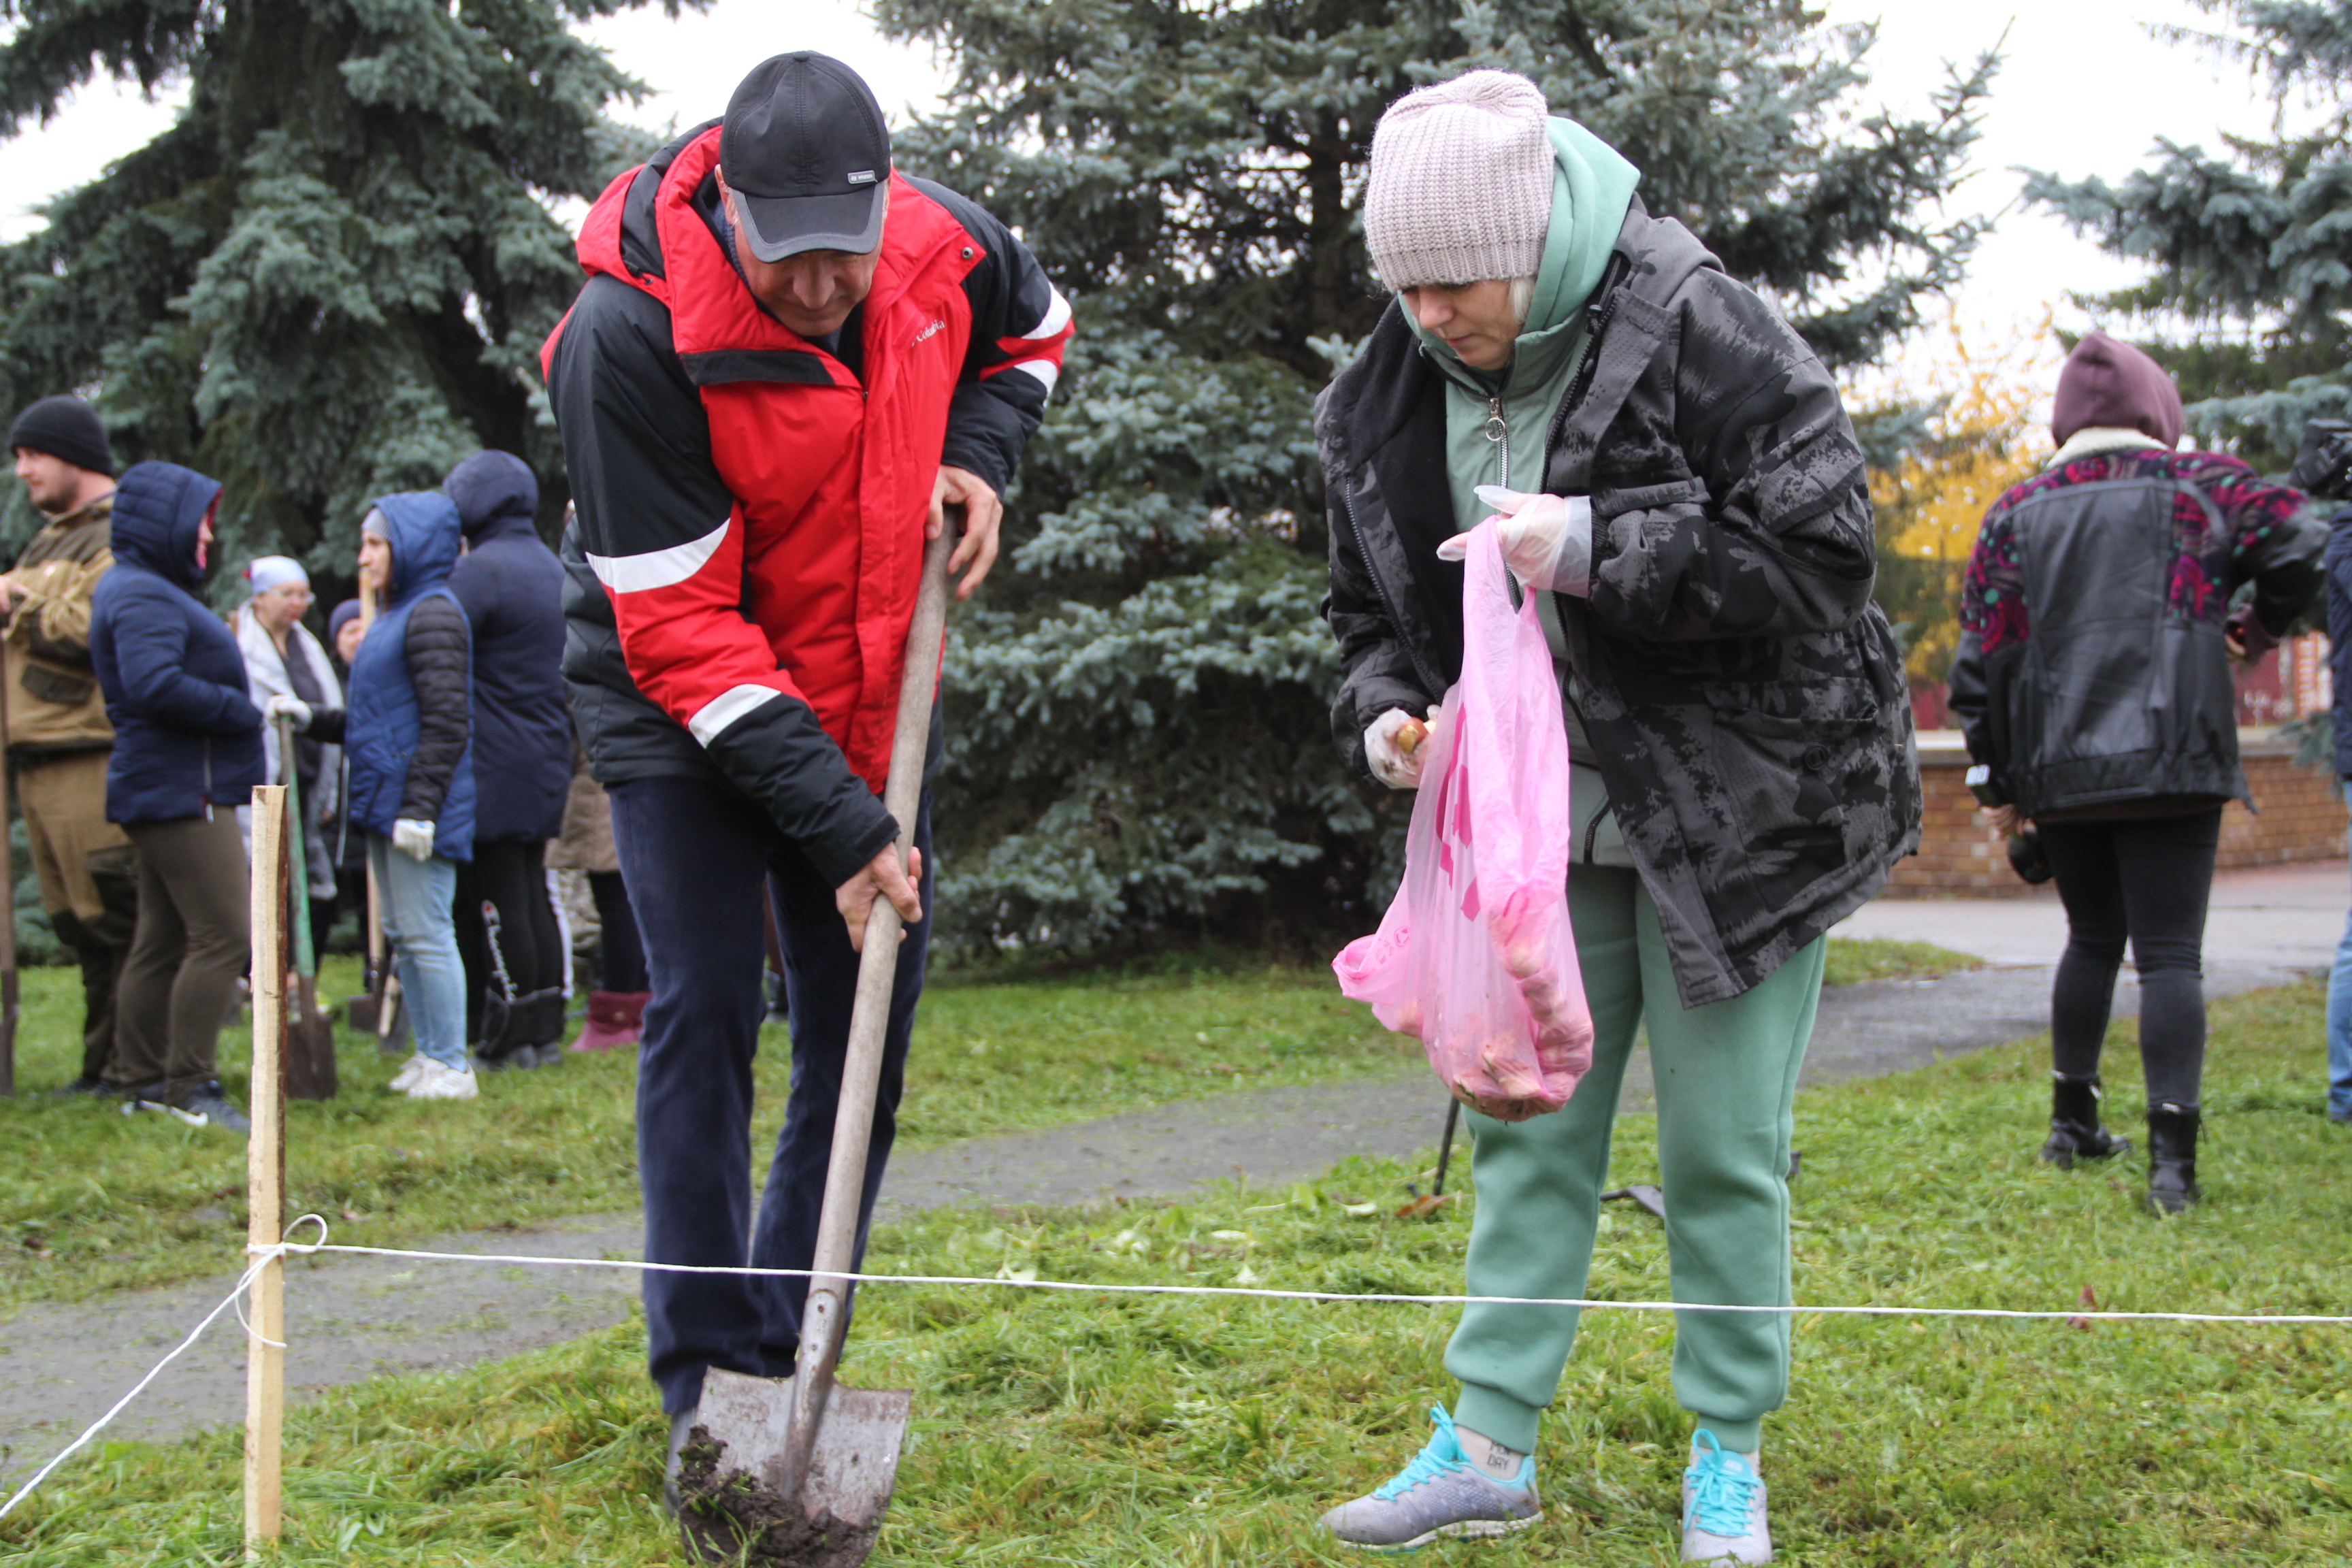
[1318,201,1921,1008]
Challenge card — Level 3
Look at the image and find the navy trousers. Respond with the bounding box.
[609,774,932,1417]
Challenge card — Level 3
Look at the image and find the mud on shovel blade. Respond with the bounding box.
[675,511,958,1567]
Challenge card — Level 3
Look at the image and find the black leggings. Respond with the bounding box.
[589,869,647,992]
[2038,806,2222,1109]
[453,838,566,1051]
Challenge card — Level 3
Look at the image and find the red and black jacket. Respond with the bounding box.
[544,122,1071,885]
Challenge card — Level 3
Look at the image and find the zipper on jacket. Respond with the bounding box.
[203,738,214,822]
[1486,396,1510,490]
[1341,480,1444,699]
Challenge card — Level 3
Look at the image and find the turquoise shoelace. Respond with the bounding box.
[1373,1406,1469,1500]
[1685,1431,1761,1537]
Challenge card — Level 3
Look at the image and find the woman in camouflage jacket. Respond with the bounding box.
[1315,71,1918,1563]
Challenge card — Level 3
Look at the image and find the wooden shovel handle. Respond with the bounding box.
[782,508,958,1497]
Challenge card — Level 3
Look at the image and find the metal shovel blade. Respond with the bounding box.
[679,1368,912,1568]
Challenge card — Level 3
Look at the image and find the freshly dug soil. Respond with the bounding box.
[675,1427,883,1568]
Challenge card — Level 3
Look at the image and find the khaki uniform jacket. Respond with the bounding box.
[5,494,116,755]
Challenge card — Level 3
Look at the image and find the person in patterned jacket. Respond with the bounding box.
[541,51,1072,1497]
[1318,72,1917,1565]
[1948,330,2322,1216]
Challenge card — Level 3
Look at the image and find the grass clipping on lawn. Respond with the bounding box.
[4,981,2347,1565]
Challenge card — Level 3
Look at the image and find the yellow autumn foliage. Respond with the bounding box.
[1856,315,2058,683]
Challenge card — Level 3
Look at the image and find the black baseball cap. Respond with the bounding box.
[720,52,892,262]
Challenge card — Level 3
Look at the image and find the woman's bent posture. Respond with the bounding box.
[1318,71,1918,1562]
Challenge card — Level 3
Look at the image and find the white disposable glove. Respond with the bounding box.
[265,694,312,729]
[1365,704,1441,790]
[1436,484,1593,596]
[391,819,436,862]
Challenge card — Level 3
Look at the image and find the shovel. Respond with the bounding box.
[679,510,959,1568]
[273,712,337,1099]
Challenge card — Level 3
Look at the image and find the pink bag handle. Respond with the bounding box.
[1454,521,1572,918]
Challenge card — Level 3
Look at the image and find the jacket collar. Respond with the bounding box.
[39,491,112,537]
[2046,426,2167,469]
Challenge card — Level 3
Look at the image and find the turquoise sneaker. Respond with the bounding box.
[1319,1405,1541,1552]
[1680,1429,1771,1564]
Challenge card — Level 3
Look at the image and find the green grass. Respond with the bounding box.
[1816,936,1979,987]
[3,981,2345,1565]
[0,938,1963,1311]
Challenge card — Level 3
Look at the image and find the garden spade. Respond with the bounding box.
[676,510,958,1568]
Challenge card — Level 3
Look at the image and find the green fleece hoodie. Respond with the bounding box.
[1407,117,1641,863]
[1407,118,1642,536]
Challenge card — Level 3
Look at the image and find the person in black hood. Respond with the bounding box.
[442,452,570,1069]
[88,461,263,1134]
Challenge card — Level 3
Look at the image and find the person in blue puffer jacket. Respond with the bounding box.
[89,461,263,1134]
[276,493,478,1100]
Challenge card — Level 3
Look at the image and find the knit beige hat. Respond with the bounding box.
[1363,71,1552,289]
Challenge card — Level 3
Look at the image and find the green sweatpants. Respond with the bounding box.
[1446,864,1823,1456]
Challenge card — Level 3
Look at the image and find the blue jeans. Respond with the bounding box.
[609,774,933,1417]
[2328,815,2352,1117]
[368,834,468,1071]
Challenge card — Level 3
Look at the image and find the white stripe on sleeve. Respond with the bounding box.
[1021,287,1073,341]
[1007,359,1060,394]
[586,517,728,594]
[687,684,783,747]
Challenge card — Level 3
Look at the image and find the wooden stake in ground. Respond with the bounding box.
[244,783,290,1557]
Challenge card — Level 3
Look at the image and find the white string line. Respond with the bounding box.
[10,1211,2348,1526]
[263,1220,2352,1327]
[0,1217,327,1522]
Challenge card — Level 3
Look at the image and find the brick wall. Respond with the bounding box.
[1886,731,2347,898]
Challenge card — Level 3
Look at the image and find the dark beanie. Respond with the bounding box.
[328,599,363,646]
[443,450,538,540]
[6,395,113,475]
[2052,331,2183,450]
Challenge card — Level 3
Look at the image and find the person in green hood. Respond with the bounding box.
[1316,71,1918,1564]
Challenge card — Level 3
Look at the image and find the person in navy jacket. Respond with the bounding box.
[88,461,262,1134]
[2300,418,2352,1126]
[442,451,570,1070]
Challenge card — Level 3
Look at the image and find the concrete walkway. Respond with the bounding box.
[5,862,2339,1473]
[1838,857,2348,970]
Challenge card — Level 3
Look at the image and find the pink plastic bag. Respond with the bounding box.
[1333,521,1594,1121]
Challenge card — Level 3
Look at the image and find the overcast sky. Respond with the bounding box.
[0,0,2291,386]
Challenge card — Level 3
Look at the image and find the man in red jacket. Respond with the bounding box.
[543,52,1072,1482]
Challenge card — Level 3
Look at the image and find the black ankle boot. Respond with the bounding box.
[2145,1103,2202,1215]
[2040,1071,2130,1167]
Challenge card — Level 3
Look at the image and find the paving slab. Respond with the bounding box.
[0,941,2314,1478]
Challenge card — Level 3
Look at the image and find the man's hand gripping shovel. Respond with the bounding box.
[676,513,957,1567]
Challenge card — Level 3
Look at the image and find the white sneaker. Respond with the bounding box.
[388,1053,431,1093]
[1681,1431,1770,1563]
[404,1060,479,1100]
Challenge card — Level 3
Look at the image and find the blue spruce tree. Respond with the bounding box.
[877,0,1995,960]
[2027,0,2352,467]
[0,0,692,578]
